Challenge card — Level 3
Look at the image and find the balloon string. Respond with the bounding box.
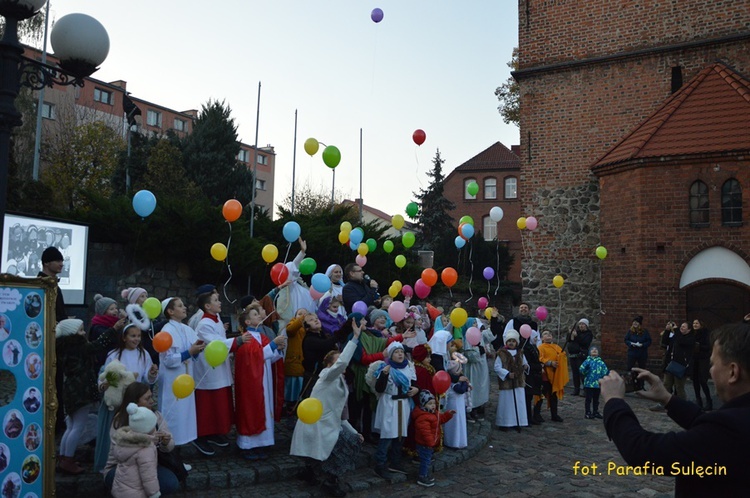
[162,367,210,421]
[283,242,292,264]
[557,287,563,344]
[464,241,474,303]
[487,280,490,296]
[414,147,422,187]
[494,237,501,296]
[223,222,235,304]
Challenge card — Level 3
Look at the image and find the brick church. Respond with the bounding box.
[513,0,750,364]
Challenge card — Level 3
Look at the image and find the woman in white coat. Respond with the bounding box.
[291,316,364,497]
[158,297,205,446]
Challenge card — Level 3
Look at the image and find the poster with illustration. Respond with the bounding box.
[0,276,56,497]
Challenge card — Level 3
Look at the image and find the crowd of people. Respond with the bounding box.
[43,240,750,497]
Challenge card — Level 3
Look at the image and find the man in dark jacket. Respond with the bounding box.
[341,263,379,313]
[600,322,750,497]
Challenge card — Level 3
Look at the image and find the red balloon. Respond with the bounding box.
[433,370,451,395]
[421,268,438,287]
[412,129,426,146]
[414,279,431,299]
[270,263,289,286]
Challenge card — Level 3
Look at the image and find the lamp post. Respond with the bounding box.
[0,0,109,247]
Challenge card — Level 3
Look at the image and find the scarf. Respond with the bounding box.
[203,313,219,323]
[375,361,411,394]
[91,314,119,329]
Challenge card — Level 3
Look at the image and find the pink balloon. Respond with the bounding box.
[310,288,323,300]
[414,279,430,299]
[355,254,367,267]
[401,284,414,297]
[519,324,532,339]
[526,216,538,231]
[388,301,406,323]
[536,306,548,321]
[466,327,481,346]
[477,297,489,309]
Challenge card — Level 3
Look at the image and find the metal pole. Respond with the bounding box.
[291,109,297,216]
[125,123,131,194]
[31,0,51,181]
[359,127,363,224]
[249,81,261,238]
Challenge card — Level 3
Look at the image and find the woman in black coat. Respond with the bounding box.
[567,318,594,396]
[691,319,712,410]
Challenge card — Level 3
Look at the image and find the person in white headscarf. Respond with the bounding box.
[428,314,453,372]
[319,264,346,316]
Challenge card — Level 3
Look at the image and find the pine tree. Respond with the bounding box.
[414,149,455,257]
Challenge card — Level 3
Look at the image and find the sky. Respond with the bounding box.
[45,1,519,218]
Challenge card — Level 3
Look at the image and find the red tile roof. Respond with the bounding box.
[451,142,520,172]
[592,62,750,171]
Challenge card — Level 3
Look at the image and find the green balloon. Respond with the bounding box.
[467,182,479,196]
[395,254,406,268]
[402,231,415,249]
[459,215,474,226]
[322,145,341,169]
[596,246,608,260]
[366,238,377,253]
[406,202,419,218]
[383,240,394,254]
[299,257,317,275]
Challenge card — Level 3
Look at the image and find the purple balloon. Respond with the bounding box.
[371,8,384,23]
[483,267,495,280]
[352,300,368,316]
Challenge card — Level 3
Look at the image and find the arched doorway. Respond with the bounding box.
[681,247,750,330]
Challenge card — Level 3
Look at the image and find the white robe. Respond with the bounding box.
[193,316,234,390]
[373,363,416,439]
[102,348,153,384]
[236,331,283,450]
[493,350,529,427]
[464,340,490,409]
[443,384,468,448]
[157,320,198,446]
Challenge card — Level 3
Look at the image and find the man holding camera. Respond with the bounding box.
[342,263,379,313]
[600,322,750,496]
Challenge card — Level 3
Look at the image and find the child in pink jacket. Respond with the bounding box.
[111,403,161,498]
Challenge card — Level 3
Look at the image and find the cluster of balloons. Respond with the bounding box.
[455,215,475,249]
[132,190,156,218]
[304,138,341,169]
[516,216,538,231]
[210,199,245,262]
[337,222,379,267]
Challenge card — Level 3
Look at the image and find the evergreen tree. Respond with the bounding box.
[414,149,455,259]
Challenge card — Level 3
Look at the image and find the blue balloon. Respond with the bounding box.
[455,236,466,249]
[371,8,384,23]
[349,240,358,251]
[311,273,331,293]
[132,190,156,218]
[460,223,475,239]
[349,227,364,246]
[283,221,301,243]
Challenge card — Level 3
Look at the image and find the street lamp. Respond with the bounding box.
[0,0,109,247]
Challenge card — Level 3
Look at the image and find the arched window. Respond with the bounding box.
[484,178,497,200]
[721,179,742,225]
[689,180,709,226]
[504,176,517,199]
[483,216,497,241]
[464,178,477,200]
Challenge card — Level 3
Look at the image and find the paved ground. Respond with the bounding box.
[58,377,716,497]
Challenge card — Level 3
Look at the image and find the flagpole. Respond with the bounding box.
[291,109,298,216]
[359,127,363,224]
[250,81,261,238]
[31,0,51,180]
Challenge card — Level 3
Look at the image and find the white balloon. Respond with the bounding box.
[489,206,504,222]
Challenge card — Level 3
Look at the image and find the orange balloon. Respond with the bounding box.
[421,268,438,287]
[457,223,466,237]
[152,331,173,353]
[222,199,243,222]
[441,267,458,288]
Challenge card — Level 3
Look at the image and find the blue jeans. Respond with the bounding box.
[415,444,433,477]
[104,465,180,495]
[374,437,403,467]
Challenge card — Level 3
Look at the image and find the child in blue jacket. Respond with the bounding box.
[579,346,609,419]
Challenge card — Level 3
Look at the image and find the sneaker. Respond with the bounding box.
[417,476,435,487]
[191,438,216,456]
[593,412,603,419]
[387,462,409,475]
[183,463,192,472]
[205,434,230,447]
[374,466,395,480]
[241,449,261,461]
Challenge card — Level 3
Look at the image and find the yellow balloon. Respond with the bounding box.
[338,231,349,245]
[485,308,493,320]
[357,243,369,256]
[553,275,565,288]
[172,374,195,399]
[340,221,352,234]
[450,307,468,328]
[516,217,527,230]
[394,254,406,268]
[392,214,405,230]
[388,286,398,298]
[297,397,323,424]
[210,242,228,261]
[391,280,403,293]
[261,244,278,263]
[304,138,319,156]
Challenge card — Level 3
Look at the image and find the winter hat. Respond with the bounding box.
[633,315,644,324]
[94,294,116,316]
[121,287,147,305]
[347,312,364,327]
[126,403,157,434]
[419,390,435,409]
[503,329,520,343]
[55,319,83,338]
[386,341,405,358]
[578,318,590,327]
[412,344,430,363]
[239,295,256,310]
[589,346,599,355]
[369,309,388,324]
[41,246,63,264]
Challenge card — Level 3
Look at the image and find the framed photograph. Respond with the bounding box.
[1,213,89,305]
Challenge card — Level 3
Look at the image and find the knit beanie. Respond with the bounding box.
[239,295,256,310]
[369,309,388,324]
[41,246,63,264]
[412,344,430,363]
[503,329,520,343]
[55,319,83,338]
[578,318,590,327]
[94,294,116,316]
[347,312,364,327]
[386,341,404,358]
[633,315,643,324]
[419,390,435,409]
[126,403,157,434]
[121,287,147,305]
